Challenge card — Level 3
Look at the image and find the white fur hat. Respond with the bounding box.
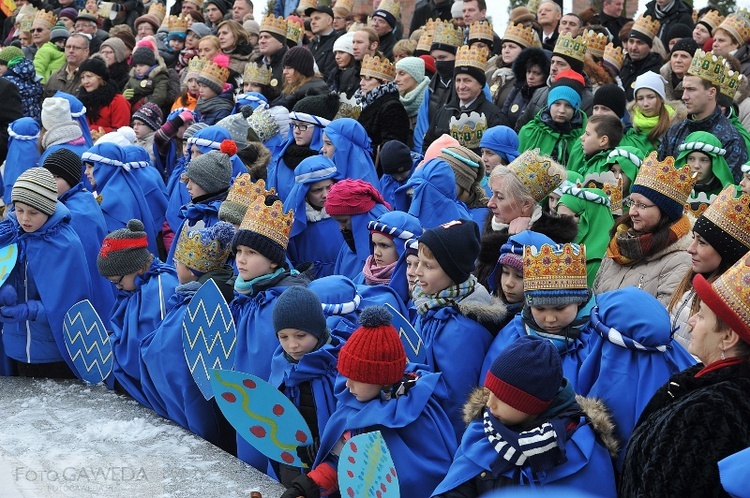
[41,97,71,131]
[451,1,464,19]
[633,71,666,102]
[333,32,355,56]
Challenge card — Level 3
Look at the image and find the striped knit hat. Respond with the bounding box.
[12,168,58,215]
[97,219,152,277]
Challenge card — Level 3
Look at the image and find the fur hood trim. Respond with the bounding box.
[735,73,750,104]
[627,97,687,124]
[512,48,551,83]
[457,284,508,334]
[243,140,271,180]
[129,57,168,79]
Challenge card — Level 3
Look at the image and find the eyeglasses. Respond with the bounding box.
[292,123,312,131]
[623,197,657,211]
[30,27,45,33]
[108,275,125,289]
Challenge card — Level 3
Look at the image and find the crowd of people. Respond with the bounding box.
[0,0,749,495]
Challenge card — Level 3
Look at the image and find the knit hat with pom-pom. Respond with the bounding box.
[324,179,390,216]
[173,221,235,275]
[197,54,230,95]
[97,219,152,277]
[338,306,406,386]
[182,139,236,195]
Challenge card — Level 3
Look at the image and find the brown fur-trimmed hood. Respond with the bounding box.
[236,140,271,181]
[456,283,508,335]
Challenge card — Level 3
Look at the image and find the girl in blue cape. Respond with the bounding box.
[320,118,380,187]
[123,145,169,234]
[324,179,390,280]
[3,118,40,204]
[268,286,343,487]
[284,155,343,278]
[140,222,236,447]
[388,237,420,319]
[280,306,457,498]
[97,219,179,408]
[479,125,520,196]
[432,335,618,497]
[0,168,94,379]
[481,243,594,393]
[356,210,422,286]
[378,140,421,209]
[577,287,696,469]
[53,91,94,148]
[82,143,160,256]
[307,275,362,340]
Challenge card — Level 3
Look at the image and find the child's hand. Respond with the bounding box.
[179,110,194,125]
[295,438,319,468]
[90,127,106,140]
[280,475,319,498]
[122,88,134,100]
[0,285,17,307]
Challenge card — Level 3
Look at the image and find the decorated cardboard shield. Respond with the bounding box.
[0,243,18,288]
[338,431,399,498]
[385,303,425,364]
[63,299,113,384]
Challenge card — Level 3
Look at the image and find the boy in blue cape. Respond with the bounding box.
[97,219,179,408]
[0,168,94,379]
[140,222,236,450]
[378,139,420,209]
[321,117,380,187]
[281,306,457,498]
[269,286,343,487]
[432,335,618,497]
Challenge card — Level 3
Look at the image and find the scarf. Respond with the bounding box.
[695,356,749,378]
[195,94,234,118]
[355,81,399,109]
[399,76,430,117]
[606,214,691,266]
[175,280,202,294]
[305,201,330,222]
[78,80,118,122]
[633,105,675,134]
[177,49,199,73]
[234,267,286,295]
[362,255,396,285]
[653,0,675,19]
[41,121,84,149]
[491,204,543,233]
[283,143,318,171]
[412,274,477,315]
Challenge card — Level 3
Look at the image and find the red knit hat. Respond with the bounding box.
[338,306,406,386]
[324,179,390,216]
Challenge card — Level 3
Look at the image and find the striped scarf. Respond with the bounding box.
[413,275,477,315]
[606,214,691,266]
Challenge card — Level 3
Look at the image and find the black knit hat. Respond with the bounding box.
[593,84,626,118]
[292,92,340,122]
[97,219,152,277]
[418,219,480,285]
[671,37,699,56]
[42,148,83,189]
[666,23,693,43]
[131,46,157,67]
[454,64,487,87]
[379,140,413,175]
[206,0,228,15]
[282,46,315,78]
[273,286,327,339]
[554,53,584,74]
[231,194,287,266]
[12,167,58,216]
[79,56,110,82]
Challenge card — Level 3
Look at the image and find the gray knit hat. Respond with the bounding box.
[438,146,486,196]
[182,141,236,195]
[216,113,250,149]
[273,285,327,339]
[12,168,58,216]
[184,122,209,141]
[97,219,152,277]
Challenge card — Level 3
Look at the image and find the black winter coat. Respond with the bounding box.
[423,92,505,154]
[271,77,329,111]
[309,31,341,81]
[357,90,410,155]
[620,360,750,498]
[644,0,695,46]
[409,0,453,34]
[620,51,664,101]
[328,63,359,99]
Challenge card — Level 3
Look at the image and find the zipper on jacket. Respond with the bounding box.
[24,260,31,363]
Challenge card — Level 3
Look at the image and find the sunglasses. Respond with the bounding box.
[31,27,45,33]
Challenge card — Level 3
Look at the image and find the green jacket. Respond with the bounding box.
[619,128,657,156]
[518,107,587,167]
[33,42,65,84]
[124,61,170,108]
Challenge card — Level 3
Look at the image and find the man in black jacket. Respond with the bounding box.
[305,5,340,81]
[409,0,453,34]
[599,0,631,46]
[620,16,664,101]
[644,0,694,47]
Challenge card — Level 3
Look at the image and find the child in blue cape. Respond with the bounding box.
[479,125,520,196]
[163,121,207,234]
[356,210,422,286]
[577,287,696,469]
[53,91,94,148]
[324,179,390,280]
[378,140,420,208]
[439,145,490,229]
[97,219,179,408]
[388,237,420,320]
[481,243,594,393]
[123,145,169,235]
[153,108,200,182]
[307,275,362,340]
[269,286,343,487]
[0,168,94,379]
[413,219,507,440]
[281,306,457,498]
[284,155,343,278]
[432,335,618,497]
[39,97,88,165]
[320,117,380,187]
[140,222,236,449]
[3,118,41,205]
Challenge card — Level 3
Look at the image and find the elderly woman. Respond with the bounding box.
[619,254,750,497]
[217,20,253,74]
[660,37,699,101]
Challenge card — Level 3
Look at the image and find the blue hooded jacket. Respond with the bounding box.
[323,118,380,187]
[354,210,423,285]
[266,122,325,202]
[308,275,362,340]
[380,150,422,208]
[123,145,168,231]
[333,203,390,279]
[4,118,40,204]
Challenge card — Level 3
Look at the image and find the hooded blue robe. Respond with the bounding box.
[4,118,40,204]
[165,190,227,265]
[333,204,390,280]
[720,447,750,498]
[266,123,325,202]
[123,145,168,231]
[308,275,362,341]
[232,92,268,114]
[323,118,380,187]
[379,150,422,209]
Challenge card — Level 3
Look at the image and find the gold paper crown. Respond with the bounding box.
[421,18,438,34]
[199,57,230,87]
[226,175,275,212]
[718,13,750,45]
[334,0,355,14]
[688,49,726,87]
[603,43,625,71]
[468,21,494,44]
[698,10,725,32]
[76,9,97,20]
[148,2,166,23]
[375,0,401,20]
[296,0,316,14]
[286,17,304,44]
[526,0,541,14]
[701,185,750,251]
[632,14,660,40]
[685,191,715,218]
[238,193,293,249]
[431,20,463,49]
[583,171,624,215]
[720,64,744,98]
[243,62,272,86]
[347,21,366,32]
[167,15,189,33]
[360,54,395,81]
[260,14,288,38]
[247,107,280,142]
[334,100,362,120]
[703,250,750,339]
[503,22,541,49]
[173,223,233,273]
[508,149,565,203]
[416,31,434,52]
[449,111,487,151]
[634,152,698,207]
[34,9,56,28]
[554,33,587,62]
[455,44,488,71]
[186,57,205,79]
[523,243,588,292]
[584,30,608,58]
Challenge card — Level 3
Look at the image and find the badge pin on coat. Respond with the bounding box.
[63,299,113,384]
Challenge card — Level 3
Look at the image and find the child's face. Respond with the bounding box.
[168,38,185,51]
[345,378,382,402]
[635,88,660,117]
[556,203,579,222]
[741,173,750,195]
[292,121,315,147]
[134,63,151,78]
[305,179,334,210]
[52,175,70,198]
[609,164,632,193]
[581,122,605,156]
[186,32,200,50]
[415,248,454,295]
[198,82,218,100]
[530,303,579,334]
[186,77,199,95]
[486,391,536,427]
[14,202,49,233]
[277,328,319,361]
[405,254,419,291]
[550,100,574,123]
[185,178,208,199]
[105,272,139,292]
[500,266,523,304]
[84,162,96,189]
[234,245,278,281]
[481,148,503,172]
[592,104,618,117]
[332,215,351,232]
[321,133,335,158]
[687,151,712,183]
[54,39,66,50]
[547,192,560,214]
[132,120,152,139]
[175,261,198,285]
[371,232,398,267]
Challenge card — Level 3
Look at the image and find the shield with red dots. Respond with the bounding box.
[209,369,313,467]
[338,431,399,498]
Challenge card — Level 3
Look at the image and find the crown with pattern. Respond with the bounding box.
[347,21,366,32]
[375,0,401,20]
[238,193,294,249]
[584,30,608,58]
[335,99,362,120]
[685,191,715,218]
[688,49,726,86]
[582,171,623,215]
[260,14,288,37]
[631,14,660,40]
[526,0,541,14]
[174,222,234,273]
[503,22,541,49]
[468,21,494,44]
[296,0,317,14]
[523,243,588,292]
[718,13,750,45]
[508,149,565,203]
[633,151,698,207]
[699,9,725,32]
[554,33,587,62]
[148,2,166,22]
[720,63,744,98]
[360,54,395,81]
[167,14,189,34]
[186,56,206,80]
[76,9,97,21]
[226,175,275,212]
[421,18,438,34]
[431,20,464,49]
[455,44,488,71]
[700,185,750,251]
[247,106,280,142]
[334,0,355,13]
[449,111,487,151]
[603,43,626,71]
[198,57,230,88]
[34,9,57,28]
[243,61,272,86]
[286,16,304,44]
[417,30,434,52]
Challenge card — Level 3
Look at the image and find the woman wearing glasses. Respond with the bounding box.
[593,152,696,306]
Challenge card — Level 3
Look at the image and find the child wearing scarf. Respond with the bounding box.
[675,131,735,216]
[123,41,170,110]
[621,71,682,155]
[356,210,422,287]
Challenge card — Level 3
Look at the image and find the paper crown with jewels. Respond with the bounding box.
[688,49,726,87]
[431,20,464,49]
[148,2,166,23]
[34,9,57,28]
[455,45,488,71]
[718,12,750,45]
[286,16,304,45]
[523,243,588,293]
[720,63,745,99]
[334,96,362,120]
[584,30,608,58]
[417,30,434,52]
[238,193,294,249]
[633,152,698,207]
[507,149,565,203]
[421,18,438,34]
[375,0,401,20]
[243,62,272,86]
[360,54,395,81]
[582,171,624,215]
[76,9,97,22]
[186,56,206,80]
[334,0,355,13]
[503,22,541,49]
[631,14,660,40]
[167,15,189,34]
[449,112,487,151]
[173,222,234,273]
[554,33,587,62]
[468,21,494,44]
[224,175,276,220]
[198,57,230,88]
[296,0,317,14]
[685,191,715,218]
[699,10,725,32]
[603,43,626,71]
[247,107,280,143]
[698,185,750,255]
[260,14,288,37]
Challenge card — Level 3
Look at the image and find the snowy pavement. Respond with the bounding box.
[0,377,286,497]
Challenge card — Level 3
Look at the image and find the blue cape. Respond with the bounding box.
[165,155,191,234]
[323,118,380,188]
[307,275,362,340]
[333,204,389,279]
[285,155,342,238]
[287,216,342,278]
[720,446,750,498]
[165,193,225,265]
[379,150,421,208]
[186,125,249,179]
[54,91,93,147]
[4,118,40,204]
[123,145,169,231]
[266,125,325,202]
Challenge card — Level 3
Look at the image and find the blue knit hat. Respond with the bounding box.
[548,84,581,110]
[479,125,520,163]
[273,285,327,339]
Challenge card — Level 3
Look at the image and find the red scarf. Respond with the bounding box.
[695,356,749,378]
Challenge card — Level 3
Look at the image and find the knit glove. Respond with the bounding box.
[0,301,43,323]
[295,438,320,468]
[280,475,320,498]
[0,285,17,307]
[179,110,194,125]
[122,88,134,100]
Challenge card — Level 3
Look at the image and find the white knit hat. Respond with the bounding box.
[451,1,464,19]
[633,71,666,102]
[395,56,425,84]
[333,31,355,56]
[41,97,72,131]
